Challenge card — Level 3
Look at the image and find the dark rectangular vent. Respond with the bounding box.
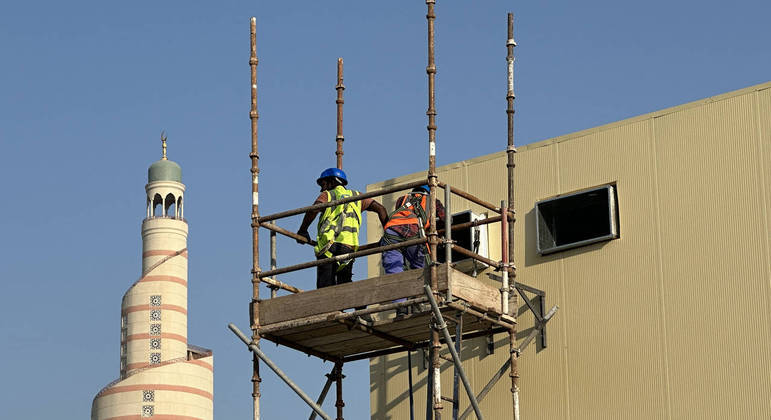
[536,185,618,254]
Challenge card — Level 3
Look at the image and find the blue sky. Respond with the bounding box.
[1,1,769,419]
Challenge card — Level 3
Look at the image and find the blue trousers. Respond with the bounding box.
[382,228,426,303]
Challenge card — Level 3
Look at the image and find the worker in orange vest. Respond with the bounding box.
[380,185,445,316]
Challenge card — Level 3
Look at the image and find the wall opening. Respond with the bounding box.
[152,194,163,217]
[165,193,177,218]
[536,184,619,254]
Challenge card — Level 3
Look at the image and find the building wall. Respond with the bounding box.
[367,81,771,419]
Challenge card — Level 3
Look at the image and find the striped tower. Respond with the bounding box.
[92,136,214,420]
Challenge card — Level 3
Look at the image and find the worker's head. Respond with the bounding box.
[316,168,348,190]
[412,184,430,194]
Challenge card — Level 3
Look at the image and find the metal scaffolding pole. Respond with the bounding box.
[408,351,416,420]
[425,1,442,419]
[248,16,262,420]
[424,285,485,420]
[452,312,462,420]
[335,58,345,169]
[230,324,333,420]
[308,364,337,420]
[505,12,520,420]
[335,362,345,420]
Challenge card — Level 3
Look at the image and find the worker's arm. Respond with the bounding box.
[435,199,447,225]
[296,192,327,244]
[362,198,388,227]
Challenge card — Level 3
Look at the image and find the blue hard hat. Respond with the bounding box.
[317,167,348,186]
[413,184,430,193]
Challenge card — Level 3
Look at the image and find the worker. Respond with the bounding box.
[380,184,445,316]
[297,168,388,291]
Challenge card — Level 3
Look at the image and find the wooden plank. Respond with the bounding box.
[449,269,502,314]
[273,323,360,345]
[312,314,440,355]
[260,265,449,326]
[304,315,435,351]
[311,308,491,356]
[296,328,372,348]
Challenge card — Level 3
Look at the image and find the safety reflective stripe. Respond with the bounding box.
[314,186,362,259]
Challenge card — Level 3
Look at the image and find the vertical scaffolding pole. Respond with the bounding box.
[248,17,262,420]
[408,352,416,420]
[424,285,485,420]
[444,185,453,302]
[335,58,345,169]
[335,362,345,420]
[425,1,442,419]
[308,365,336,420]
[452,312,462,420]
[505,12,520,420]
[500,200,509,315]
[270,225,277,298]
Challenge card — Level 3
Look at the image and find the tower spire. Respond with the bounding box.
[161,130,168,160]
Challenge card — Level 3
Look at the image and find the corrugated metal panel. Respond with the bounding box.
[556,120,669,419]
[653,92,771,419]
[367,81,771,420]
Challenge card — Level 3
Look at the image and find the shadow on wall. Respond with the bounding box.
[369,332,520,419]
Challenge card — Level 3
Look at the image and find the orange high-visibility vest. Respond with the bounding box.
[384,193,429,230]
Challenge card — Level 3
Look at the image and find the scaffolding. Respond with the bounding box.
[230,3,557,420]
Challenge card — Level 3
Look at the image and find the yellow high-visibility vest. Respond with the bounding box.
[314,185,362,258]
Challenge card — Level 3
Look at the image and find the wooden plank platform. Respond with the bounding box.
[257,265,515,360]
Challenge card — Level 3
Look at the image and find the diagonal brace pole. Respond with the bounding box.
[458,305,558,420]
[459,358,510,420]
[309,362,341,420]
[229,323,333,420]
[423,285,485,420]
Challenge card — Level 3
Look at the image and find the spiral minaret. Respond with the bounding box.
[92,137,214,420]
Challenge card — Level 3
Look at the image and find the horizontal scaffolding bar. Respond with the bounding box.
[450,244,501,269]
[438,182,501,213]
[438,214,503,236]
[259,297,428,334]
[263,213,503,255]
[261,221,317,246]
[260,276,303,294]
[259,179,426,223]
[445,301,516,331]
[257,237,427,279]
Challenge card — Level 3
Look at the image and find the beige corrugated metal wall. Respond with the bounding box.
[367,81,771,419]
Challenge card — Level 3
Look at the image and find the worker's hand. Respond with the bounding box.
[296,229,311,244]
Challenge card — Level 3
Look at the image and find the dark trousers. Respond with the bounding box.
[316,243,354,289]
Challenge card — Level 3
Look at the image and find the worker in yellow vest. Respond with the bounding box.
[297,168,387,289]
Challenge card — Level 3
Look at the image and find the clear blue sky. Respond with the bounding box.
[1,1,769,418]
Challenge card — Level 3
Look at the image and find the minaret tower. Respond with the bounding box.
[92,135,214,420]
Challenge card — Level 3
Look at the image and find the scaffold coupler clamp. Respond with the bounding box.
[431,318,448,332]
[500,262,516,272]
